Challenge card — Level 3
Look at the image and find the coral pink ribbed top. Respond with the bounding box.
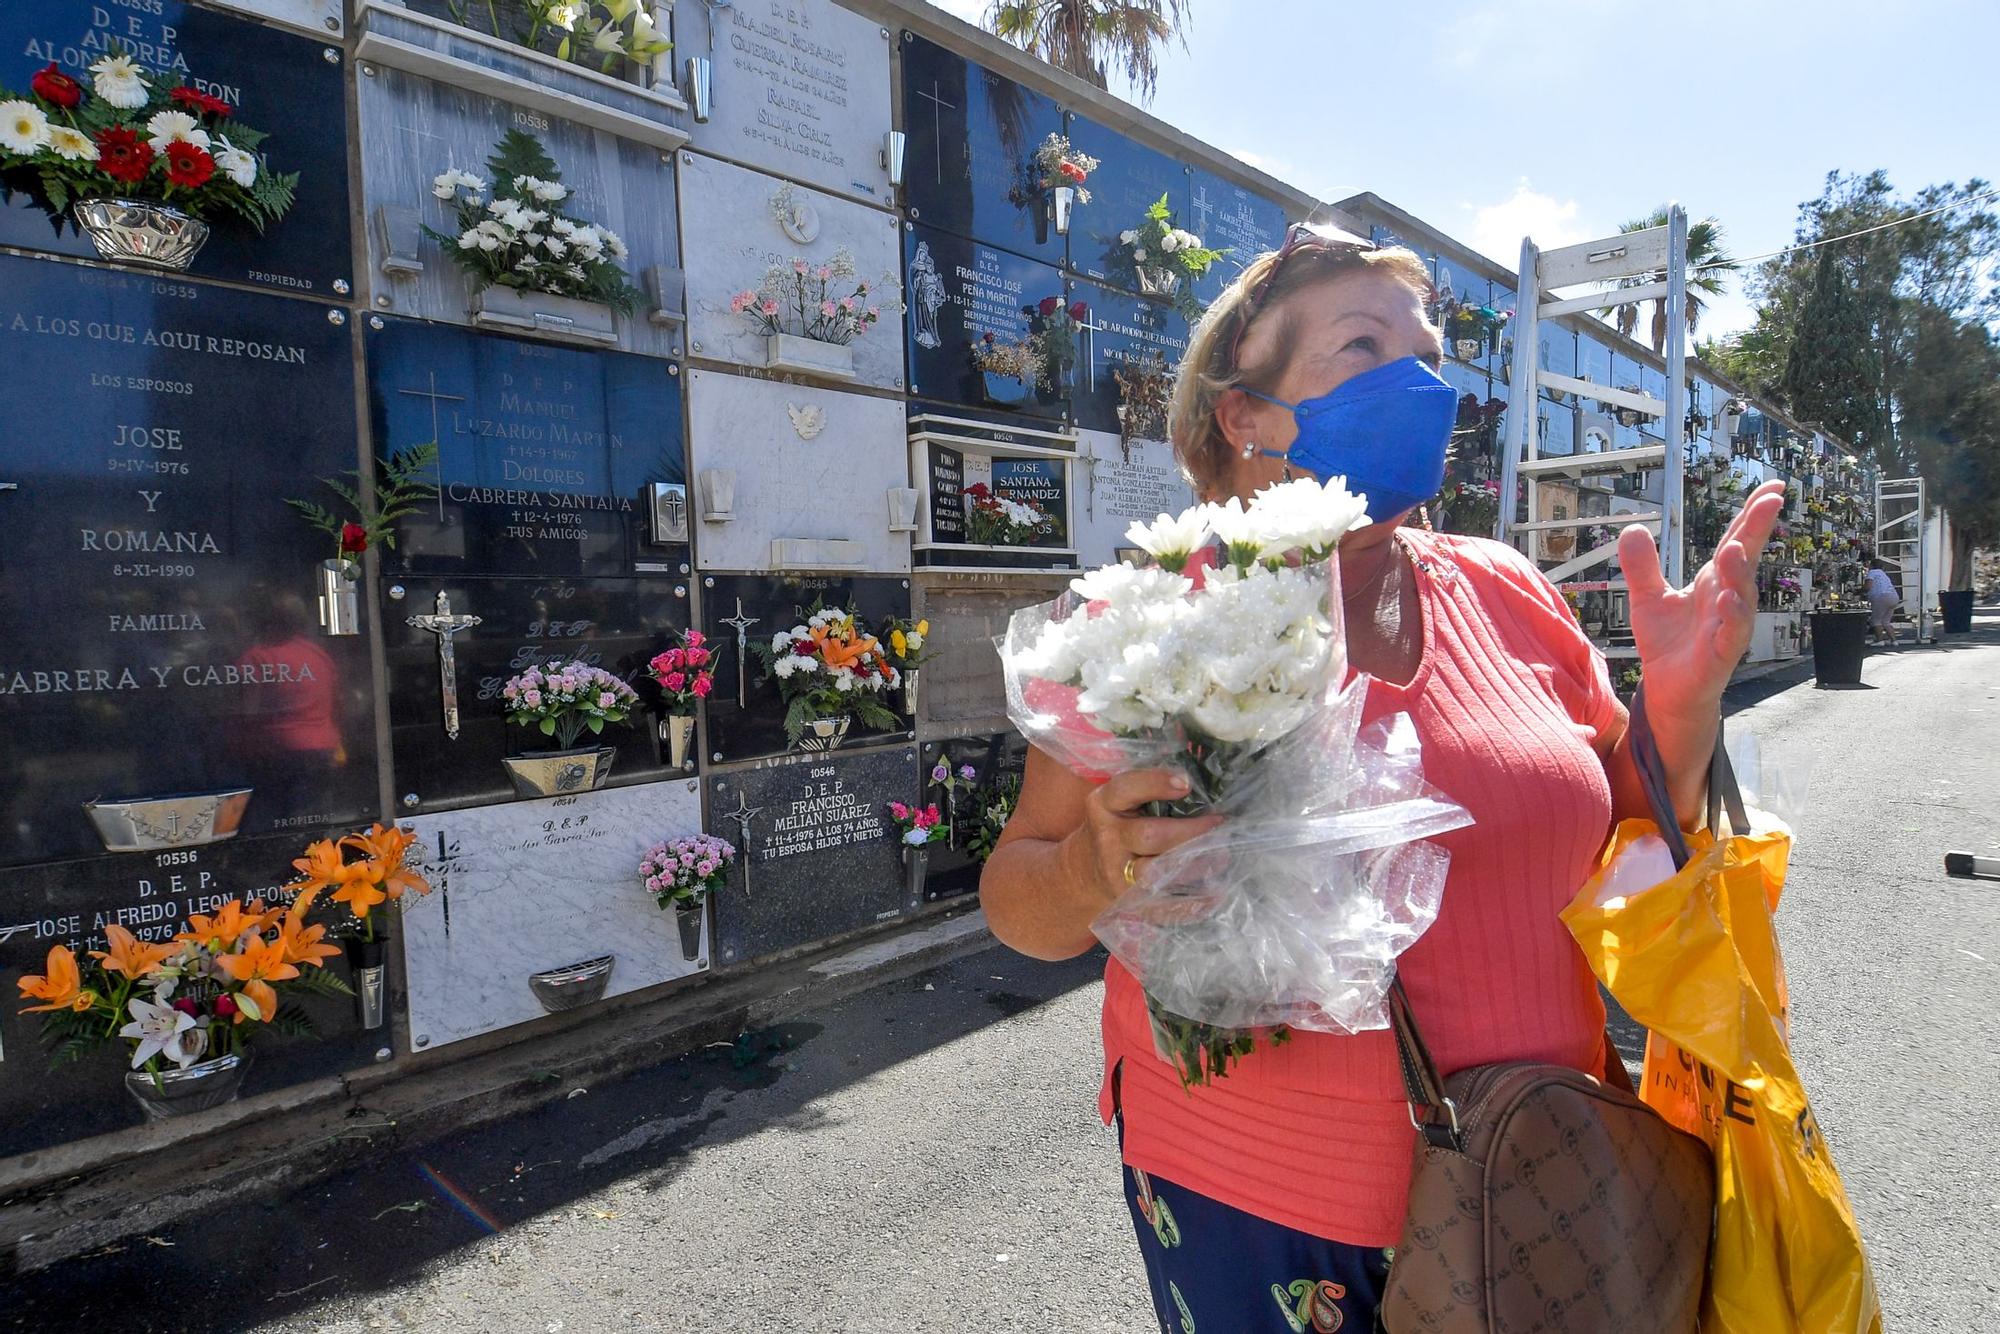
[1097,530,1622,1246]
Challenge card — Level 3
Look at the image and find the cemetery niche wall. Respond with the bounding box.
[904,224,1069,421]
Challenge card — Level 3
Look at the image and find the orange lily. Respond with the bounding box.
[289,838,359,894]
[343,823,431,901]
[216,933,300,1024]
[277,889,342,969]
[331,874,389,921]
[18,945,84,1013]
[176,897,275,951]
[89,923,173,980]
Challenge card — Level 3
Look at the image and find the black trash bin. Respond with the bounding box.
[1809,610,1870,685]
[1941,589,1974,633]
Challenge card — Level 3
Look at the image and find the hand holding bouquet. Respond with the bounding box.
[1001,478,1471,1086]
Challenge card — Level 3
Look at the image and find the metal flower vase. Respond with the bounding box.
[661,714,696,770]
[318,559,362,636]
[1047,185,1075,236]
[901,668,921,718]
[124,1050,252,1121]
[674,902,704,961]
[903,845,929,900]
[1135,264,1181,299]
[796,716,851,752]
[74,198,211,271]
[345,935,388,1030]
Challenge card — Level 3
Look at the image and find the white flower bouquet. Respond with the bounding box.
[1000,479,1471,1086]
[428,130,640,312]
[750,605,903,747]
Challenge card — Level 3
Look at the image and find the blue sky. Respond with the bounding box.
[925,0,1998,338]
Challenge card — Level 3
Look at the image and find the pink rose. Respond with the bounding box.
[691,675,712,698]
[685,631,705,647]
[664,671,687,691]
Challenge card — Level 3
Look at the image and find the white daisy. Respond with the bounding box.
[144,109,210,154]
[46,125,97,162]
[212,135,256,188]
[0,100,51,155]
[89,53,150,110]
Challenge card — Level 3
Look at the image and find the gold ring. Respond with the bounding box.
[1122,856,1141,886]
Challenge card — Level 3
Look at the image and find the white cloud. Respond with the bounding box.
[1459,179,1592,270]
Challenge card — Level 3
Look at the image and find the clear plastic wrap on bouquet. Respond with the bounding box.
[999,552,1474,1072]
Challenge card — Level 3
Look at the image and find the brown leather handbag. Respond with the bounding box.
[1380,696,1724,1333]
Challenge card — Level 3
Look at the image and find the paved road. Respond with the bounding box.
[11,616,1998,1332]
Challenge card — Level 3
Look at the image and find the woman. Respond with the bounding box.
[1865,560,1901,645]
[980,225,1785,1333]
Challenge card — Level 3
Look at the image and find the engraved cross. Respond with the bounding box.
[913,80,955,184]
[407,591,483,740]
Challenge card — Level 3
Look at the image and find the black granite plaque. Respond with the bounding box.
[905,223,1068,421]
[928,443,966,542]
[364,318,684,578]
[708,746,919,965]
[914,732,1026,903]
[698,574,912,764]
[899,32,1065,266]
[1064,113,1191,290]
[0,831,377,1156]
[0,254,376,867]
[385,576,689,812]
[0,0,352,295]
[1188,171,1289,304]
[1068,278,1191,435]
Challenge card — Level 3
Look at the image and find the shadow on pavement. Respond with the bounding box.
[4,946,1106,1332]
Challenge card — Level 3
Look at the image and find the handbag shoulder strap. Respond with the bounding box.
[1389,977,1462,1151]
[1629,683,1747,869]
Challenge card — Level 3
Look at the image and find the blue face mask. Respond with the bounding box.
[1242,356,1458,521]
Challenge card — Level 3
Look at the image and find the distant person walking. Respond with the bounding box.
[1865,561,1901,646]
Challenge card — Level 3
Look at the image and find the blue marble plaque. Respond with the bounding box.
[364,318,684,578]
[898,32,1064,266]
[384,575,689,813]
[1064,113,1190,291]
[0,254,376,868]
[1188,170,1290,304]
[1068,278,1190,436]
[0,0,352,295]
[904,223,1069,421]
[0,832,377,1156]
[697,573,912,764]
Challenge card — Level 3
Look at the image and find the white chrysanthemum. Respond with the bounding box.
[145,109,209,154]
[457,228,484,251]
[0,100,51,155]
[600,228,629,260]
[1159,231,1181,253]
[89,54,149,110]
[1250,475,1371,560]
[1124,507,1210,572]
[773,656,798,679]
[46,125,96,162]
[212,135,256,188]
[1133,248,1148,262]
[1069,562,1192,608]
[1119,229,1138,245]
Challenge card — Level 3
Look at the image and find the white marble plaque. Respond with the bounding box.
[402,781,708,1050]
[679,154,905,389]
[356,64,684,359]
[202,0,343,37]
[1072,428,1195,568]
[679,0,894,204]
[687,369,912,574]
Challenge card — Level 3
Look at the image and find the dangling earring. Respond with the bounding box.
[1240,439,1258,459]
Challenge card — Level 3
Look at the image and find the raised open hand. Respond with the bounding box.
[1617,480,1788,726]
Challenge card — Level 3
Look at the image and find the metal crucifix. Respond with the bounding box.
[407,591,482,740]
[721,596,761,710]
[724,790,763,897]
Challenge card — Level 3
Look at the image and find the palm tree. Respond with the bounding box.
[983,1,1190,103]
[1606,207,1739,354]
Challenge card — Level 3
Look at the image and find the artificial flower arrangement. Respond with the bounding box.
[882,617,932,677]
[1447,304,1511,360]
[1030,295,1087,393]
[971,331,1043,406]
[647,630,716,711]
[963,771,1023,865]
[15,892,352,1107]
[929,757,980,848]
[429,130,640,312]
[730,246,883,347]
[1118,193,1224,308]
[963,482,1051,547]
[750,605,902,749]
[0,50,298,268]
[443,0,672,77]
[887,800,947,848]
[503,659,641,750]
[289,822,434,946]
[1032,132,1098,200]
[640,832,733,959]
[999,477,1470,1086]
[1111,350,1173,455]
[287,442,439,578]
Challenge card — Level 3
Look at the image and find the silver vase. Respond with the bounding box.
[74,198,211,272]
[904,845,929,900]
[123,1050,252,1120]
[661,714,696,770]
[1135,264,1181,298]
[796,716,851,752]
[901,668,921,718]
[318,558,362,636]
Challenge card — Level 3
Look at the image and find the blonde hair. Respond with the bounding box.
[1168,241,1433,495]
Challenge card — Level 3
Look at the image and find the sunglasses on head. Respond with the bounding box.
[1227,222,1379,370]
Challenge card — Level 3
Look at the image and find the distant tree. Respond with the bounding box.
[1606,207,1739,353]
[1779,245,1889,454]
[1898,308,2000,590]
[983,0,1190,102]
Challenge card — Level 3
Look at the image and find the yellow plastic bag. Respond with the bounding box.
[1562,819,1883,1334]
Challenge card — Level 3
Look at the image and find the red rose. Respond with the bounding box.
[790,641,816,656]
[96,127,154,184]
[213,993,240,1019]
[164,141,216,188]
[340,522,368,554]
[1037,296,1061,318]
[1060,161,1086,182]
[965,483,990,498]
[30,63,83,109]
[691,674,713,698]
[171,997,201,1017]
[1069,301,1088,322]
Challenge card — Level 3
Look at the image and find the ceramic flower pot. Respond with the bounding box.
[74,198,211,272]
[795,716,851,752]
[502,746,619,797]
[765,333,856,381]
[661,714,696,770]
[318,558,362,636]
[344,936,388,1030]
[1134,264,1181,299]
[124,1050,252,1121]
[903,845,929,900]
[981,371,1030,406]
[674,903,704,961]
